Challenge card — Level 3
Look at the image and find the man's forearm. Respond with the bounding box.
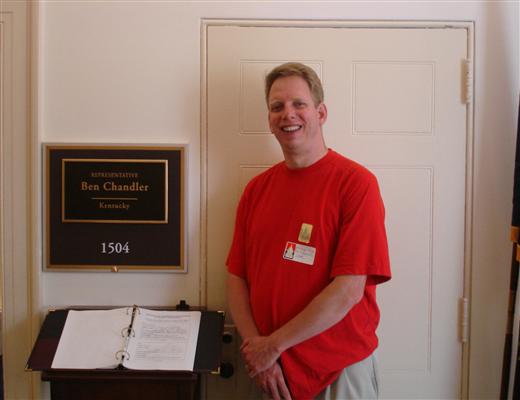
[270,274,367,353]
[228,273,293,399]
[242,274,367,376]
[227,273,260,340]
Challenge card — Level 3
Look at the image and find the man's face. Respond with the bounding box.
[267,76,327,155]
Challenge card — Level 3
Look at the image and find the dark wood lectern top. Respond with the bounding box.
[26,307,225,375]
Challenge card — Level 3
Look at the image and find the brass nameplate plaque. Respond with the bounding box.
[44,145,185,271]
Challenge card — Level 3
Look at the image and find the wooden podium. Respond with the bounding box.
[26,307,224,400]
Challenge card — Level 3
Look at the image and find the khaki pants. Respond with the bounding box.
[253,352,380,400]
[315,352,380,400]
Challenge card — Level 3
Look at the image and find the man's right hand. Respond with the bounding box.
[254,362,292,400]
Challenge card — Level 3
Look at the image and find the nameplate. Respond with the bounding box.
[44,144,186,271]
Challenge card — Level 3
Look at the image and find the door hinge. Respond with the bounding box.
[459,297,470,343]
[462,59,473,104]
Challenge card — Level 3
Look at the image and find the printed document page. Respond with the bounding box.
[51,308,130,369]
[123,309,201,371]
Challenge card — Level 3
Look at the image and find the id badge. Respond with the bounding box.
[283,241,316,266]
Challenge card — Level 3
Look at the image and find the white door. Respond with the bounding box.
[205,24,468,399]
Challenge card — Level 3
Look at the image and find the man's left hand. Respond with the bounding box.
[241,335,281,377]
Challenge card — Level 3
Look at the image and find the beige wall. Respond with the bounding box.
[2,1,518,399]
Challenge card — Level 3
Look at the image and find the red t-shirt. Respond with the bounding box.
[227,149,391,399]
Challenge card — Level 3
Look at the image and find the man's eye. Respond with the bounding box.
[270,105,282,112]
[294,101,306,108]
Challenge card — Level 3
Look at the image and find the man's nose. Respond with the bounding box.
[281,106,296,120]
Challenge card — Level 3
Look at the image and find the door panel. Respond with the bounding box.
[206,25,467,399]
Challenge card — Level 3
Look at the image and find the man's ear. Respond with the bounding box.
[317,103,328,125]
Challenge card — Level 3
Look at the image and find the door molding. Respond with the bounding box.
[0,1,40,398]
[200,19,474,399]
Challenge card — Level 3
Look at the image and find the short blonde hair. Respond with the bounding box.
[265,62,324,106]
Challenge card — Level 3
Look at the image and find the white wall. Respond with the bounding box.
[36,1,519,399]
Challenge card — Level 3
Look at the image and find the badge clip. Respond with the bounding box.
[298,223,313,244]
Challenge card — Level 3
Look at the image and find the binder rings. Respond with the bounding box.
[26,306,224,373]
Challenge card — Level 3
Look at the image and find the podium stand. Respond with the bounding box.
[26,307,224,400]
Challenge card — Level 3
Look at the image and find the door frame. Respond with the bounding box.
[0,1,41,398]
[200,19,475,399]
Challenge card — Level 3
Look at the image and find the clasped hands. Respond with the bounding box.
[241,336,292,400]
[241,335,280,377]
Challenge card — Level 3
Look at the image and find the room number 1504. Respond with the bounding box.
[101,242,130,254]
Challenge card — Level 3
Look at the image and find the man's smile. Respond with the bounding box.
[282,125,302,133]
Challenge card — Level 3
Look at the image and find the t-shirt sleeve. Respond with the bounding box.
[226,190,249,278]
[331,169,391,285]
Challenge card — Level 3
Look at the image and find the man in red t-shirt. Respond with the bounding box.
[226,62,391,400]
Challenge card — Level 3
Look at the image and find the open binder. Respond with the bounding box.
[26,306,224,374]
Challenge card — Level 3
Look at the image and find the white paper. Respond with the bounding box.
[123,309,201,371]
[52,308,129,369]
[51,307,201,371]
